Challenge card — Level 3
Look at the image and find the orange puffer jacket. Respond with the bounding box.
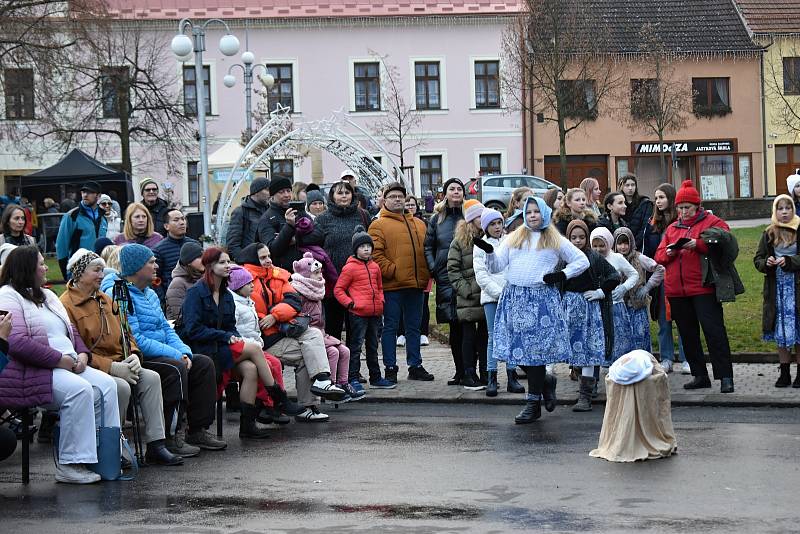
[242,263,303,348]
[334,256,384,318]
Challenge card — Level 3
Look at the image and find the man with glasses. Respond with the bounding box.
[139,178,171,237]
[152,208,199,302]
[368,182,433,384]
[55,180,108,278]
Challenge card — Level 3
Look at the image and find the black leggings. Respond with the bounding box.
[521,365,546,395]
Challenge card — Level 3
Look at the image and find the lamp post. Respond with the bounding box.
[223,53,275,142]
[171,18,240,237]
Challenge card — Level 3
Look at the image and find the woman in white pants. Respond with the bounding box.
[0,246,119,484]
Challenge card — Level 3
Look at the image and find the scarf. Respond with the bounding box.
[771,194,800,232]
[290,271,326,301]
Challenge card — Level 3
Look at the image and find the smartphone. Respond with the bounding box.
[289,201,306,214]
[0,310,7,317]
[667,237,691,250]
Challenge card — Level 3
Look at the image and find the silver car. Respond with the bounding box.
[472,174,559,211]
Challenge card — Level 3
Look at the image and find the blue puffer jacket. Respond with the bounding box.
[180,280,238,371]
[100,272,191,361]
[55,202,108,277]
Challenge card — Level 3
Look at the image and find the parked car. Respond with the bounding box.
[465,174,559,211]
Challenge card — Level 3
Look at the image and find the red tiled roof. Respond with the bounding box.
[735,0,800,33]
[104,0,523,19]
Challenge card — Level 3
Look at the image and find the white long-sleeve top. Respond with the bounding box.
[639,253,665,287]
[473,235,506,304]
[487,232,589,287]
[604,251,639,303]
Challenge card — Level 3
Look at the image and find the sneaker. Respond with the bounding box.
[408,365,434,381]
[166,434,200,458]
[661,360,673,374]
[680,362,692,375]
[462,374,486,391]
[356,374,368,384]
[420,335,430,346]
[396,335,406,347]
[295,406,329,422]
[55,463,101,484]
[310,379,347,401]
[342,382,366,402]
[185,429,228,451]
[348,379,365,394]
[369,378,397,389]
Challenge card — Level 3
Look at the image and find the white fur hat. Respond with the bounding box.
[787,171,800,195]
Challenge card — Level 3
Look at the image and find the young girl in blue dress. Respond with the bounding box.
[613,227,664,352]
[589,227,639,363]
[754,194,800,387]
[476,196,589,424]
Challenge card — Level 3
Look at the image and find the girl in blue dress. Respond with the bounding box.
[476,196,588,424]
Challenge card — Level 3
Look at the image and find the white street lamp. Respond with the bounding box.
[225,54,276,142]
[172,18,240,238]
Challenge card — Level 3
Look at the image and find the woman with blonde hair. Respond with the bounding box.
[554,188,597,235]
[476,196,589,423]
[114,202,162,248]
[580,177,603,217]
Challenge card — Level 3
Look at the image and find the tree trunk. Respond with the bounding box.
[558,118,568,190]
[118,86,132,176]
[658,130,666,183]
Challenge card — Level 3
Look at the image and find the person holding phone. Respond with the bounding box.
[655,180,735,393]
[255,178,324,273]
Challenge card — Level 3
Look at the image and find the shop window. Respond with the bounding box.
[183,66,211,116]
[475,60,500,108]
[630,79,659,119]
[783,57,800,95]
[266,64,293,111]
[3,68,34,120]
[692,78,731,118]
[699,155,735,199]
[738,155,752,198]
[420,155,442,193]
[479,153,502,175]
[414,62,440,110]
[557,79,597,120]
[187,161,199,207]
[354,62,380,112]
[270,159,294,182]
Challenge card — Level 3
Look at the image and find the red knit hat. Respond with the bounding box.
[675,179,701,205]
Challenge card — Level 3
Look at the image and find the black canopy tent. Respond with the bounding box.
[22,149,134,211]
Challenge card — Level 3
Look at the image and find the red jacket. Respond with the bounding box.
[655,209,730,298]
[334,256,384,317]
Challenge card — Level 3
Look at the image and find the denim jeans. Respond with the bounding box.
[658,288,685,363]
[348,314,383,381]
[382,289,424,369]
[484,302,499,371]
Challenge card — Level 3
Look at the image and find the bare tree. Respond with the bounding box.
[368,50,424,180]
[502,0,621,188]
[764,37,800,140]
[4,17,195,176]
[622,23,694,182]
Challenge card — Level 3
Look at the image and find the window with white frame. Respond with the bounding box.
[183,65,211,116]
[3,68,34,120]
[100,66,130,119]
[265,64,293,111]
[474,60,500,109]
[419,155,443,193]
[414,61,440,110]
[187,161,199,207]
[271,159,294,182]
[479,153,502,176]
[353,62,380,111]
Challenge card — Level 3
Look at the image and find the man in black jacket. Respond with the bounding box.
[139,178,172,237]
[225,176,270,260]
[255,177,323,272]
[152,208,199,302]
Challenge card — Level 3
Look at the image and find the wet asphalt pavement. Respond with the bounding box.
[2,403,799,533]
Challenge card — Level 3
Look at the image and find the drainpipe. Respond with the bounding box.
[760,41,770,197]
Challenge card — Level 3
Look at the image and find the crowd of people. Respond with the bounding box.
[4,165,796,482]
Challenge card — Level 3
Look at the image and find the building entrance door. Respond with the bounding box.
[544,155,608,191]
[776,145,800,194]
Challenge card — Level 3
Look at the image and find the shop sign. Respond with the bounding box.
[634,140,734,155]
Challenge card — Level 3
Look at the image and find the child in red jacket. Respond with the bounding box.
[334,227,394,390]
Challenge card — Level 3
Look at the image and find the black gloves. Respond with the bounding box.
[542,270,566,286]
[473,237,494,254]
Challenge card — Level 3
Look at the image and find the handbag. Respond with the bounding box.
[53,386,138,481]
[279,314,312,338]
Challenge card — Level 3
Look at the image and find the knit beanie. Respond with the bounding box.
[228,265,254,292]
[93,236,114,255]
[463,199,484,223]
[675,179,701,205]
[306,189,325,208]
[250,177,270,196]
[67,248,105,282]
[119,244,154,277]
[0,243,17,267]
[269,177,292,196]
[441,177,464,194]
[179,241,203,266]
[480,208,503,231]
[787,172,800,196]
[351,225,373,255]
[139,178,158,195]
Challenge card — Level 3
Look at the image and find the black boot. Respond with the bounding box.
[573,376,594,412]
[514,397,541,424]
[776,363,792,388]
[239,403,271,439]
[461,369,485,391]
[486,371,498,397]
[542,374,557,412]
[225,382,241,413]
[265,384,305,416]
[794,364,800,388]
[506,370,525,393]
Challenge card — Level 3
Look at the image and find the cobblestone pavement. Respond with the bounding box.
[284,340,800,407]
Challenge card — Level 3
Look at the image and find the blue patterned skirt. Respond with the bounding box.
[764,267,800,348]
[629,306,652,352]
[610,302,634,363]
[562,292,605,367]
[493,283,570,367]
